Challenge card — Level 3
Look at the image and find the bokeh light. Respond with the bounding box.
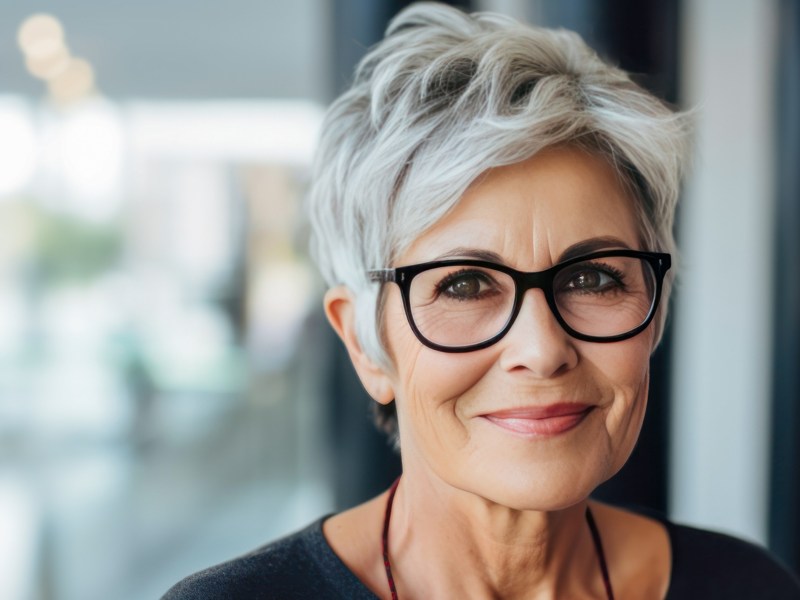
[0,102,37,197]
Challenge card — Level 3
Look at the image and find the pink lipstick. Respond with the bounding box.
[481,403,593,436]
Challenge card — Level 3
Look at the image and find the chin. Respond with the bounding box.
[449,450,614,513]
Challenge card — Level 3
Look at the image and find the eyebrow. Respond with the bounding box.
[432,236,633,266]
[557,236,634,262]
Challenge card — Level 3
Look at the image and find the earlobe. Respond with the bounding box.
[323,286,395,405]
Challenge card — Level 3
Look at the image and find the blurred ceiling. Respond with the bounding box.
[0,0,329,101]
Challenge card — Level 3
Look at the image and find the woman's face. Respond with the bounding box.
[382,146,654,510]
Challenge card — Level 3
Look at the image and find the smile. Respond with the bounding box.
[480,403,595,436]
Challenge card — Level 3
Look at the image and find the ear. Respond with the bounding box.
[324,286,395,405]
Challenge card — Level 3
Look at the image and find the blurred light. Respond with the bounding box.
[249,262,314,368]
[17,13,65,59]
[17,13,98,105]
[48,100,124,221]
[18,13,72,82]
[48,58,95,103]
[0,102,37,197]
[129,101,324,164]
[170,165,233,282]
[26,48,71,80]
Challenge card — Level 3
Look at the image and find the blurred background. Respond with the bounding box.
[0,0,797,598]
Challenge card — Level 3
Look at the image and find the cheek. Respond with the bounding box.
[583,334,652,472]
[381,293,495,433]
[382,287,485,388]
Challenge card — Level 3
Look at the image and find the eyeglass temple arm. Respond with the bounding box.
[368,269,397,283]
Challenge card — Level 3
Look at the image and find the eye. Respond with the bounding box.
[437,270,497,300]
[570,270,611,289]
[561,264,624,293]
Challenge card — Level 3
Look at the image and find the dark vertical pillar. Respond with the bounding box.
[769,0,800,575]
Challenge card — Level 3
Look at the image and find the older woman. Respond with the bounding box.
[165,3,800,598]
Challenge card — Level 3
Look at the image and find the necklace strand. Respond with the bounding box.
[381,477,614,600]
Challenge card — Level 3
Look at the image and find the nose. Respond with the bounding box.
[497,289,579,377]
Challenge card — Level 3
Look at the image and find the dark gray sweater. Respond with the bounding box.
[163,514,800,599]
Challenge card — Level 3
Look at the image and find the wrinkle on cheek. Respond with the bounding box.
[398,354,479,454]
[407,370,473,446]
[579,346,650,451]
[608,378,650,475]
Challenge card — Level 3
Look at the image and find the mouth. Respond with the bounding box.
[480,403,595,436]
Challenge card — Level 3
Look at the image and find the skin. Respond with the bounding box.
[324,146,671,599]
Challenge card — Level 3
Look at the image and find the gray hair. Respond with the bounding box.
[307,2,691,437]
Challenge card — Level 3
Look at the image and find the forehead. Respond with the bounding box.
[403,146,641,267]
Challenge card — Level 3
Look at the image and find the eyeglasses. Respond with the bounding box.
[369,249,671,352]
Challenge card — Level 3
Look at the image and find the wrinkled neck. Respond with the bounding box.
[383,471,606,600]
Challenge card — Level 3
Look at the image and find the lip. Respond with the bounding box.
[480,403,594,436]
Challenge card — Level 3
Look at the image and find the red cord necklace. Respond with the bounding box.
[381,477,614,600]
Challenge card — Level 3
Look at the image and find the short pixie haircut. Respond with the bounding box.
[307,2,690,438]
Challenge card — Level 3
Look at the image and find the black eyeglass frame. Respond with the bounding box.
[368,249,672,353]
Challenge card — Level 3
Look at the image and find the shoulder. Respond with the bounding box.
[594,502,800,599]
[664,520,800,599]
[161,517,377,600]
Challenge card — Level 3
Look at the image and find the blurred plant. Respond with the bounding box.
[28,203,121,284]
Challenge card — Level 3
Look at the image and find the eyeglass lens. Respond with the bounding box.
[408,255,657,348]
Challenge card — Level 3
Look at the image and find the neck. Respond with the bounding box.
[384,470,604,600]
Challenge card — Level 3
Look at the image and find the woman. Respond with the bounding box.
[165,3,800,598]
